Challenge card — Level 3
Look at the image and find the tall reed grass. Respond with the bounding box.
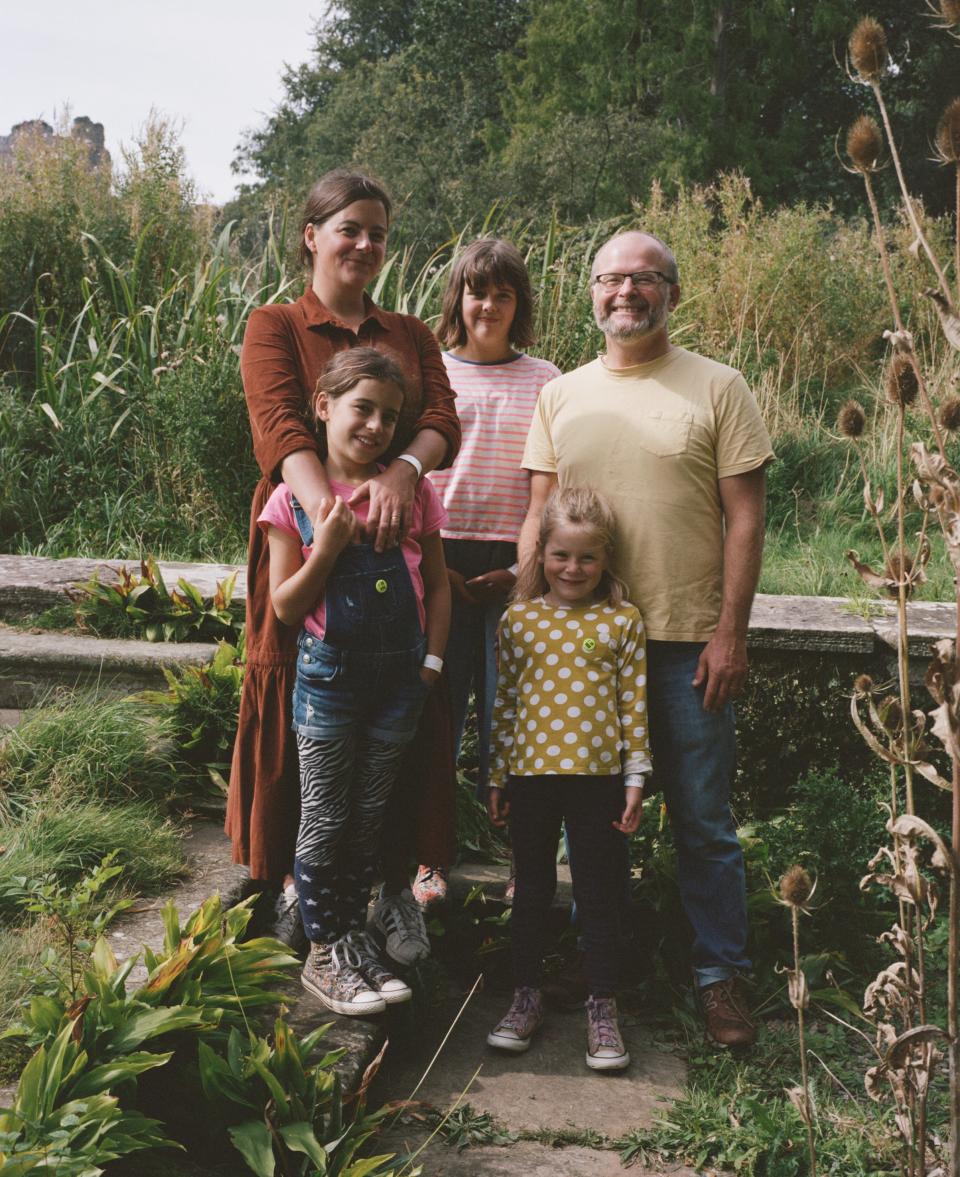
[2,159,954,588]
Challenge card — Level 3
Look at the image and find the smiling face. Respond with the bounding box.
[316,377,403,481]
[590,232,679,346]
[304,199,388,297]
[540,522,608,607]
[461,281,517,358]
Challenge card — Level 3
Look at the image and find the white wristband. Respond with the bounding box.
[397,453,423,479]
[423,654,444,673]
[624,773,646,790]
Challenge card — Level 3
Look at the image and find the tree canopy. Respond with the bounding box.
[233,1,958,240]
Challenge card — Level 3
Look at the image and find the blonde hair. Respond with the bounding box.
[513,486,629,606]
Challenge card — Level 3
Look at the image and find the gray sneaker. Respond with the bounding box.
[585,995,630,1070]
[341,930,412,1004]
[487,987,543,1053]
[372,888,431,966]
[301,941,386,1016]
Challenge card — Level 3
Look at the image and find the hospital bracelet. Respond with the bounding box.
[397,452,424,479]
[422,654,444,673]
[624,773,646,790]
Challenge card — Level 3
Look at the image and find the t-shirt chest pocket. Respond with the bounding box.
[636,409,694,458]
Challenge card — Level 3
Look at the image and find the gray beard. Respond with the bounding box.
[594,302,668,341]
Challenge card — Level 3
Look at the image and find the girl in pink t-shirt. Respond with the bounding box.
[259,348,450,1017]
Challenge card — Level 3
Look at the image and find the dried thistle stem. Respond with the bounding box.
[792,905,817,1176]
[870,81,953,303]
[863,170,947,458]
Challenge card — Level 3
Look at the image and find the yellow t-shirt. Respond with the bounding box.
[522,349,775,641]
[489,598,652,788]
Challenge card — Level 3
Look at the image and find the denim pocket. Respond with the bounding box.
[297,636,339,684]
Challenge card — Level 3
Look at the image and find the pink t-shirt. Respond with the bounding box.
[428,352,561,542]
[258,475,447,639]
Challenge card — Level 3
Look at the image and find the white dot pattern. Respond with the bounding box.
[489,598,652,786]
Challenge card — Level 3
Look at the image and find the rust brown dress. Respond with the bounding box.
[226,288,461,883]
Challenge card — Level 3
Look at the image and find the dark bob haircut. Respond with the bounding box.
[437,238,535,350]
[297,169,392,269]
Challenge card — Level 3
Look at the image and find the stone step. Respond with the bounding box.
[0,623,217,708]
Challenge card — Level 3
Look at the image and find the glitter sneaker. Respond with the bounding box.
[341,930,412,1004]
[372,888,431,966]
[585,995,630,1070]
[486,987,544,1053]
[300,941,386,1017]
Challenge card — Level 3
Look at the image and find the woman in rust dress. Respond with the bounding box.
[226,170,460,952]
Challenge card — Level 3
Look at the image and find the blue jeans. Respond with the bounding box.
[646,640,749,987]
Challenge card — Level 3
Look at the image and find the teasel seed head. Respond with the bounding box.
[939,0,960,28]
[886,552,914,581]
[940,396,960,431]
[838,400,867,438]
[878,695,904,731]
[936,99,960,164]
[886,354,918,407]
[780,865,813,908]
[850,17,889,82]
[846,115,884,172]
[854,673,875,695]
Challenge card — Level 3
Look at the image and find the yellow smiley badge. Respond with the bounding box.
[582,637,596,652]
[375,579,388,594]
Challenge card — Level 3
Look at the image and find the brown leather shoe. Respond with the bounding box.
[699,975,756,1049]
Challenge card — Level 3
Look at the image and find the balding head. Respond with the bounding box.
[591,231,679,285]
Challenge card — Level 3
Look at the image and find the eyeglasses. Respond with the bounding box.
[593,271,672,288]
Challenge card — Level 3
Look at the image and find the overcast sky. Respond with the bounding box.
[4,1,324,204]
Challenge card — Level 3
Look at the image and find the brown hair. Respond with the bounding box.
[437,238,535,349]
[298,169,392,269]
[311,347,406,439]
[512,486,630,607]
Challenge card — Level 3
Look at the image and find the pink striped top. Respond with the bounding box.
[429,352,561,542]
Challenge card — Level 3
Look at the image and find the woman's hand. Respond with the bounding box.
[613,785,644,834]
[465,567,516,604]
[348,460,418,551]
[488,786,510,827]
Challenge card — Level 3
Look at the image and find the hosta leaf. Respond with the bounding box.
[229,1120,276,1177]
[278,1121,328,1171]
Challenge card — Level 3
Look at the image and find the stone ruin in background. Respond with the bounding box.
[0,115,109,169]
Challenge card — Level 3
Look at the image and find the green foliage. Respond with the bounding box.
[620,1020,900,1174]
[69,557,241,643]
[19,852,133,1001]
[142,635,246,788]
[199,1019,399,1177]
[733,654,881,817]
[0,692,181,818]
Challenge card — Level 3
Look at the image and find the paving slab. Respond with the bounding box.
[375,1132,700,1176]
[375,981,684,1140]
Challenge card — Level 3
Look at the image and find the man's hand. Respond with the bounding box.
[613,785,644,834]
[465,567,516,603]
[692,628,748,712]
[488,786,510,827]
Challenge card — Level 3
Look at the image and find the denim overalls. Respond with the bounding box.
[290,499,428,746]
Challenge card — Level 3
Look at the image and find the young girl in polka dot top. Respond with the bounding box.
[485,486,651,1071]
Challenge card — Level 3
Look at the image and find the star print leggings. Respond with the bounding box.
[289,499,429,946]
[506,773,626,997]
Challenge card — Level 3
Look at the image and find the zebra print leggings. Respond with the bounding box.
[294,731,406,945]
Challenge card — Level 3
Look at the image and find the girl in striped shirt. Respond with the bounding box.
[417,240,559,906]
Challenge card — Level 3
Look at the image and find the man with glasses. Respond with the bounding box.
[519,231,773,1048]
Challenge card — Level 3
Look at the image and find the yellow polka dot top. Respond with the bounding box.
[489,597,652,787]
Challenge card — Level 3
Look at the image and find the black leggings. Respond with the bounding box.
[507,774,625,996]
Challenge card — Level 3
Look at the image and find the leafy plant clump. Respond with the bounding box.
[69,556,242,643]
